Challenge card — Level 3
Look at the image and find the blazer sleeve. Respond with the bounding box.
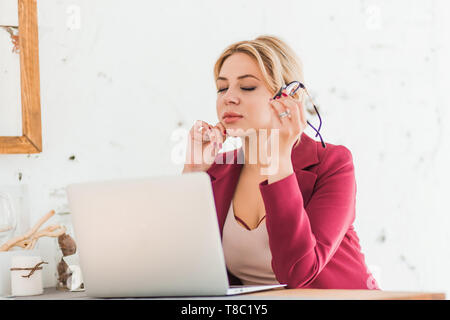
[259,145,356,288]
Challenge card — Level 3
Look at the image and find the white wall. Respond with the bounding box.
[1,0,449,295]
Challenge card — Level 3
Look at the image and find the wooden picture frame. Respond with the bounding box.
[0,0,41,154]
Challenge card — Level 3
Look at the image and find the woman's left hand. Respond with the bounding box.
[268,89,307,160]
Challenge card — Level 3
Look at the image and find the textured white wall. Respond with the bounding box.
[0,0,449,296]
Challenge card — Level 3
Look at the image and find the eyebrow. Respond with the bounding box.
[216,74,260,81]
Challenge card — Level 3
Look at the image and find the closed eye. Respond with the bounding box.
[217,87,256,93]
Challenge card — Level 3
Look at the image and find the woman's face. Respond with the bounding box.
[216,53,275,137]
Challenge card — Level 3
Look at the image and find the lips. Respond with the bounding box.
[223,116,243,124]
[222,112,243,119]
[222,112,243,124]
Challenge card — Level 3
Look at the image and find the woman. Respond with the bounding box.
[183,35,380,290]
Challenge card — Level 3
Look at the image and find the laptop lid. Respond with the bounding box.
[66,172,230,297]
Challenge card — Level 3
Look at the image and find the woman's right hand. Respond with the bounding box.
[183,120,227,173]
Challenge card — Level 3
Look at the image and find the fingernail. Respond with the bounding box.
[282,92,288,97]
[213,142,217,148]
[219,143,222,148]
[275,96,280,99]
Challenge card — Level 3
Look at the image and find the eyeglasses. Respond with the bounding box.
[273,81,326,148]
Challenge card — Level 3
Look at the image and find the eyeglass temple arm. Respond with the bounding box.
[303,87,326,148]
[307,120,326,148]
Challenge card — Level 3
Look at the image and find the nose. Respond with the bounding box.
[223,91,239,105]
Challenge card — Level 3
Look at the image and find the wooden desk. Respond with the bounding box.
[6,287,446,300]
[246,288,446,300]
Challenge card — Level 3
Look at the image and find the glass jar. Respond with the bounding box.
[53,211,84,291]
[0,192,17,248]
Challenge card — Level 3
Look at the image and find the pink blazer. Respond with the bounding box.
[206,132,380,290]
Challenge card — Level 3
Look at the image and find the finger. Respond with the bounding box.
[215,122,227,140]
[270,99,290,125]
[210,125,223,149]
[280,91,294,120]
[191,120,209,136]
[192,120,213,142]
[294,98,307,130]
[282,98,302,131]
[212,122,226,143]
[291,90,307,126]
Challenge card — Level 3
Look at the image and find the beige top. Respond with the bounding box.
[222,201,281,285]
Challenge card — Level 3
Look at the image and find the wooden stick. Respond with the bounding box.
[25,210,56,238]
[14,225,66,249]
[26,238,37,250]
[0,210,55,252]
[0,226,13,233]
[14,240,30,249]
[31,225,66,239]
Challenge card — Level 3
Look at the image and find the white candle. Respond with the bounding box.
[10,256,46,297]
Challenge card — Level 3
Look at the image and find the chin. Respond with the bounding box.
[225,125,259,138]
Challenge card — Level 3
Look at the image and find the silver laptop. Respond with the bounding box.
[66,172,286,298]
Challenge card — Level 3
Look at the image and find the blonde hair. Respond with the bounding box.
[213,35,306,147]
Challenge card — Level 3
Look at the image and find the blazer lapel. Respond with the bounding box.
[292,133,320,207]
[206,133,320,237]
[206,148,243,238]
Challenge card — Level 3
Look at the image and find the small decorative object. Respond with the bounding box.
[54,211,84,291]
[58,233,76,256]
[0,249,39,297]
[10,256,47,296]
